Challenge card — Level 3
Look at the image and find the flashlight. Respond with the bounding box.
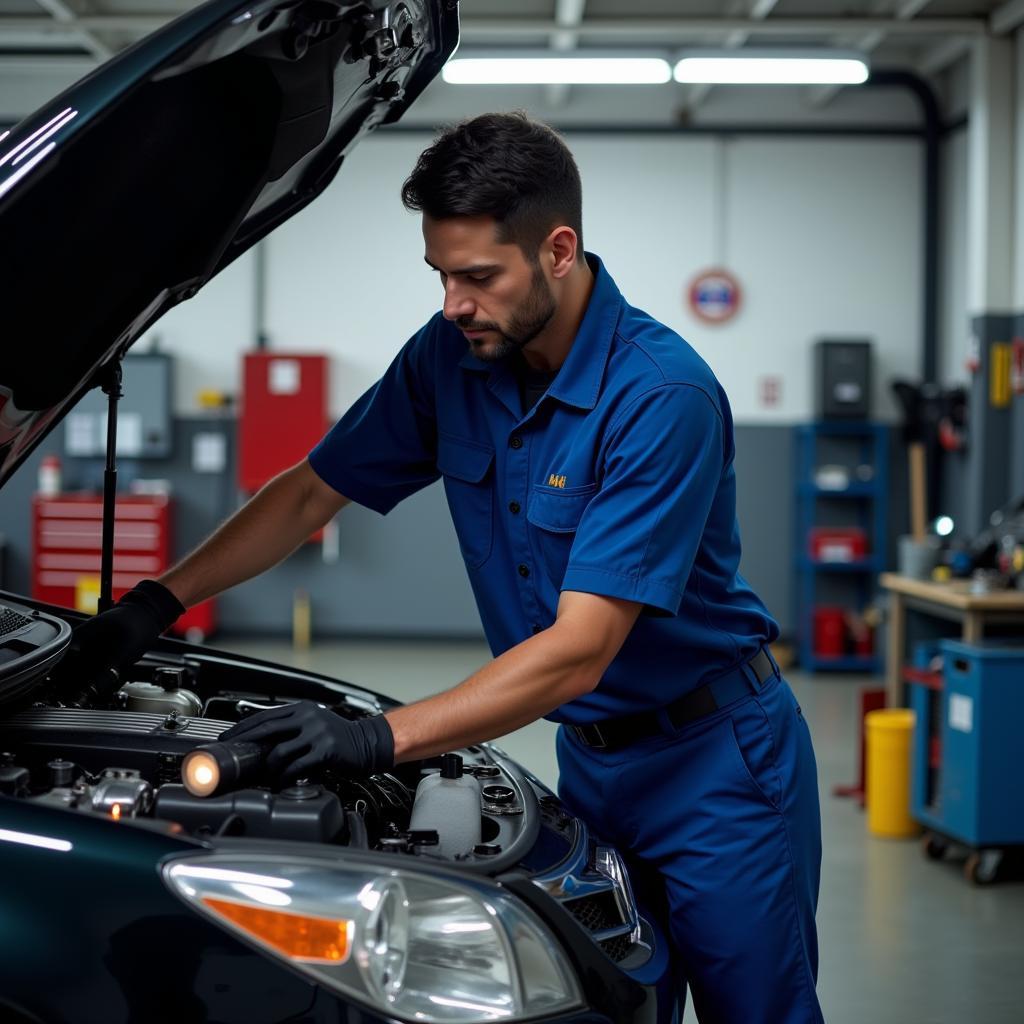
[181,741,266,798]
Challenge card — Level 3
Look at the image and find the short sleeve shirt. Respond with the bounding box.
[309,254,778,724]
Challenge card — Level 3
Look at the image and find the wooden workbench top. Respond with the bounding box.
[880,572,1024,611]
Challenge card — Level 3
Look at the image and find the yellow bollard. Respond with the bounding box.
[864,709,920,838]
[292,589,311,652]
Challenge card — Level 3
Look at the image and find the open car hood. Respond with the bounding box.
[0,0,457,488]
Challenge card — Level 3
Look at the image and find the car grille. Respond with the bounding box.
[598,933,634,963]
[563,890,622,933]
[562,890,634,963]
[0,606,32,637]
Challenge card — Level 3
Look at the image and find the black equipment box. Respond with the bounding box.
[814,339,872,420]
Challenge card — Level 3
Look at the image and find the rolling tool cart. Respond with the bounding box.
[908,640,1024,883]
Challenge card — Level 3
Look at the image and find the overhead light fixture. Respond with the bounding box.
[442,57,672,86]
[674,50,869,85]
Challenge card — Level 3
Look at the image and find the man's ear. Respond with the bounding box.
[546,226,579,279]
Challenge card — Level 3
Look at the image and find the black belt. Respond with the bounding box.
[570,648,778,752]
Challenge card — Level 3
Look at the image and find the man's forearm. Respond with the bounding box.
[385,626,600,763]
[386,594,641,762]
[159,460,348,607]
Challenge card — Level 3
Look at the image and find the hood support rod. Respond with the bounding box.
[98,361,123,614]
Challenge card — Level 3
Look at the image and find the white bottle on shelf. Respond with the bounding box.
[37,455,61,496]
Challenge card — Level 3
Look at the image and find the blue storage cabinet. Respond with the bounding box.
[910,640,1024,847]
[793,422,888,672]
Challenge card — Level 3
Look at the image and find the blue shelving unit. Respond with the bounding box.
[794,422,889,673]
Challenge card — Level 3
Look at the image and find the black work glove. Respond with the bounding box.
[219,701,395,782]
[54,579,185,694]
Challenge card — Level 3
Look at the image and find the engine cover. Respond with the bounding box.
[0,706,230,783]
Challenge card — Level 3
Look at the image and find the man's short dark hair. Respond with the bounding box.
[401,111,583,260]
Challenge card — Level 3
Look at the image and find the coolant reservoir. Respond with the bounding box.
[409,753,481,858]
[117,667,202,716]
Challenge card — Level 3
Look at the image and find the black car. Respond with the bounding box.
[0,2,678,1022]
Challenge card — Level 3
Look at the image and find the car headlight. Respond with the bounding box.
[163,853,583,1022]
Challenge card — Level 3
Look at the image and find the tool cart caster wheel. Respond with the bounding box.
[922,834,948,861]
[964,850,1002,885]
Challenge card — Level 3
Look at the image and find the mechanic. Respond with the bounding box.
[67,113,823,1024]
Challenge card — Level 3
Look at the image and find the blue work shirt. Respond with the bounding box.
[309,254,778,724]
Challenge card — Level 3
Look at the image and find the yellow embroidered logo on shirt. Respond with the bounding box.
[548,474,567,489]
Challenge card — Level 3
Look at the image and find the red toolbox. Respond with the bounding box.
[31,493,215,639]
[808,526,868,563]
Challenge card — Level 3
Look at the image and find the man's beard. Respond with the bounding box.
[458,265,556,363]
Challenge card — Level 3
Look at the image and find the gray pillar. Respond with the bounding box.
[1013,29,1024,502]
[961,38,1016,535]
[967,315,1016,535]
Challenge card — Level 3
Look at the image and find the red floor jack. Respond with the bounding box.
[833,686,887,805]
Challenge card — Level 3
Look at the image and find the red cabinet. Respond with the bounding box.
[31,493,215,639]
[238,353,329,493]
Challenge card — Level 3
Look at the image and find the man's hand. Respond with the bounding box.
[219,701,395,782]
[53,579,185,693]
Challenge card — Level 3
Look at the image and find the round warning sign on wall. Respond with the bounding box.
[687,268,741,324]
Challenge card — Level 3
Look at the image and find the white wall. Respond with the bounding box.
[150,130,923,424]
[0,62,91,119]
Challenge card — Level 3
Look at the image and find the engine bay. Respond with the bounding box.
[0,695,536,864]
[0,595,650,969]
[0,598,539,868]
[0,703,533,857]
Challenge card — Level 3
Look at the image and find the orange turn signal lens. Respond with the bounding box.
[202,898,353,964]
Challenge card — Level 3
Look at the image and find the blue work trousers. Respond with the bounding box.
[556,673,824,1024]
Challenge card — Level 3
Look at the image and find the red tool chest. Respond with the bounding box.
[31,493,214,639]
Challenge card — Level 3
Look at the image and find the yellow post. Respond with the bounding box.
[292,589,311,652]
[864,709,920,838]
[75,576,101,614]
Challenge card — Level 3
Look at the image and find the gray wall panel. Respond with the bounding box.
[732,425,793,631]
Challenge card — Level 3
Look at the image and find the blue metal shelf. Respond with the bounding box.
[794,422,889,675]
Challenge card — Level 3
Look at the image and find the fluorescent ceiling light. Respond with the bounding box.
[442,57,671,85]
[674,52,869,85]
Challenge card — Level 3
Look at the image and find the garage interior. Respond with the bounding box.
[2,1,1024,1021]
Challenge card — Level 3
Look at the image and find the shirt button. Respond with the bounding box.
[508,501,521,515]
[509,436,523,450]
[517,564,530,578]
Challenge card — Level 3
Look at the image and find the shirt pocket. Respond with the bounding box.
[527,483,597,587]
[437,433,495,570]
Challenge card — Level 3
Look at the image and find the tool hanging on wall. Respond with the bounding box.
[892,379,968,530]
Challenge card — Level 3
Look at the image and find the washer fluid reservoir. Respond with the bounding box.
[409,753,481,858]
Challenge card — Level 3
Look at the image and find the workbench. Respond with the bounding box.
[880,572,1024,706]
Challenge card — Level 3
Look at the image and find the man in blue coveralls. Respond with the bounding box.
[71,113,823,1022]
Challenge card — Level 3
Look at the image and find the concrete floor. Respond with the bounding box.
[226,637,1024,1024]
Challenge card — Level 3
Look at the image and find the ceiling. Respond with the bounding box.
[0,0,1017,113]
